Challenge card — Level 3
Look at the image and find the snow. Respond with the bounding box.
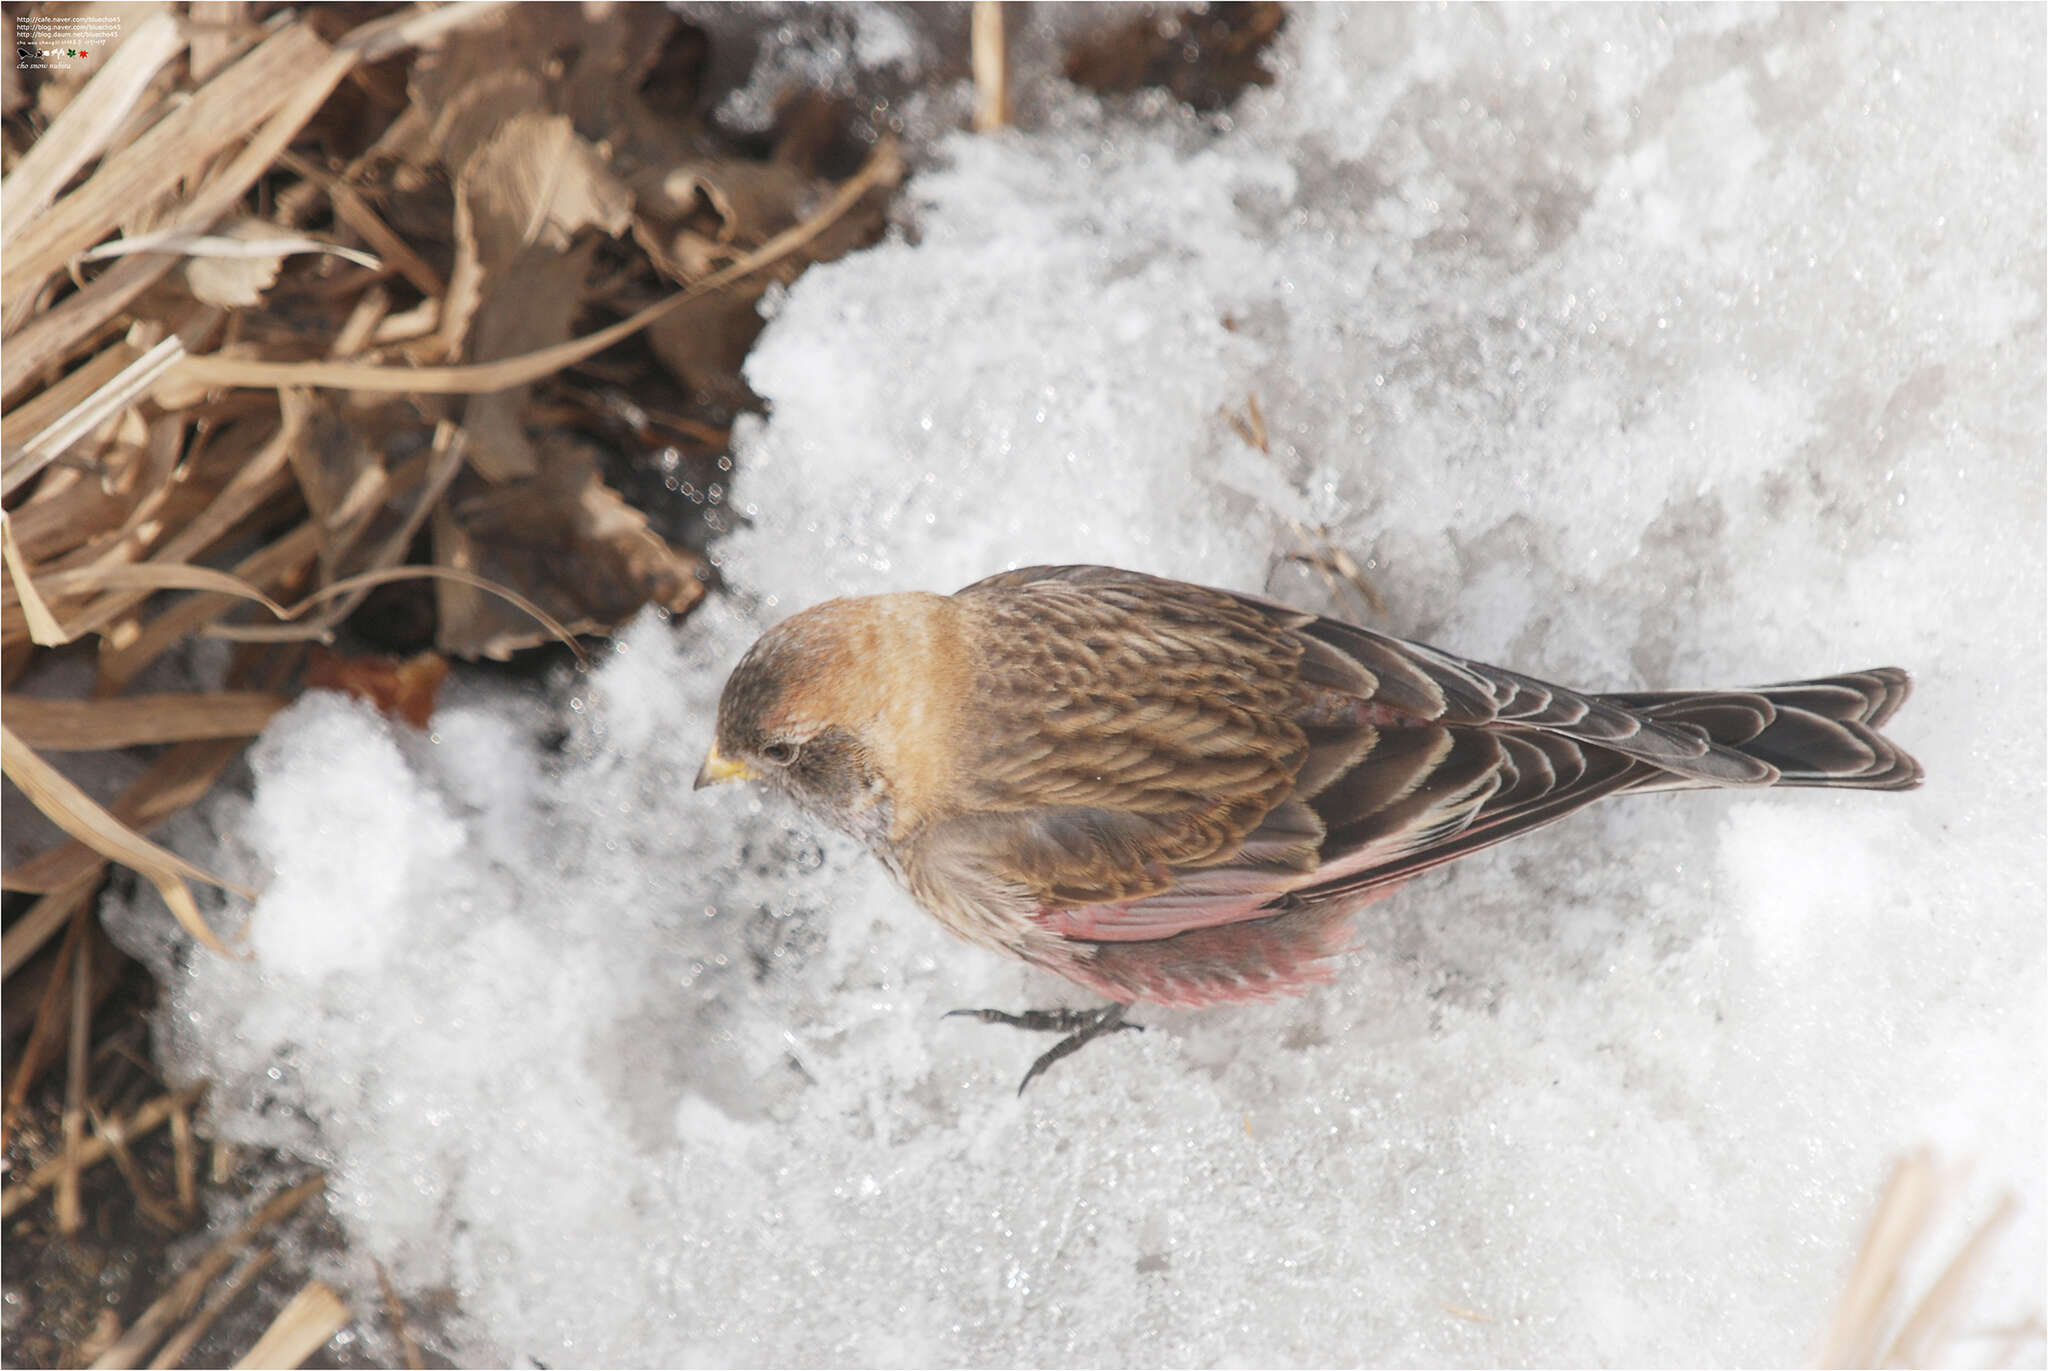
[105,5,2043,1366]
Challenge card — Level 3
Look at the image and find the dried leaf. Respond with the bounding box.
[283,391,386,571]
[433,440,705,660]
[464,111,632,263]
[164,138,906,397]
[441,108,631,478]
[305,649,448,729]
[462,239,598,480]
[1063,2,1287,112]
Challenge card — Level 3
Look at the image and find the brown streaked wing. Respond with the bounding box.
[943,568,1310,907]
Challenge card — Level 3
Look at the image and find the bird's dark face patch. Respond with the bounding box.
[710,615,897,848]
[776,725,892,844]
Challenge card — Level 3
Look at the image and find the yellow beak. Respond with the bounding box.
[693,744,760,791]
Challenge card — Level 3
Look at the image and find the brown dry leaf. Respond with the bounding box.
[460,235,601,482]
[462,112,630,430]
[159,137,905,399]
[1063,2,1288,112]
[463,111,633,264]
[437,109,632,478]
[636,159,822,276]
[283,390,389,574]
[640,151,889,405]
[433,438,705,660]
[304,648,448,729]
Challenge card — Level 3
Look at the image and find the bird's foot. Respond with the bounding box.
[944,1003,1142,1094]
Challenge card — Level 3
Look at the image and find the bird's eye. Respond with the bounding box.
[760,740,798,766]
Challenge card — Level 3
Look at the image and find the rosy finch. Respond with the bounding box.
[698,565,1920,1090]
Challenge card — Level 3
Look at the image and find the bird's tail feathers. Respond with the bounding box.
[1606,668,1922,792]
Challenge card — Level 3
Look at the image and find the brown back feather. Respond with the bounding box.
[927,566,1917,929]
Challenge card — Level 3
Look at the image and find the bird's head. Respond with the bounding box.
[697,594,965,847]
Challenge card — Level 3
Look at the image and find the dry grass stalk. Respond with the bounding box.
[5,738,247,900]
[0,8,185,233]
[164,135,906,398]
[85,1175,324,1370]
[169,1093,197,1212]
[1882,1191,2020,1365]
[1,335,143,467]
[0,866,99,979]
[1814,1151,2026,1367]
[148,1246,276,1371]
[4,691,287,749]
[373,1260,425,1371]
[87,1098,187,1230]
[278,151,447,300]
[2,890,92,1137]
[972,0,1011,132]
[56,908,93,1232]
[1818,1152,1939,1365]
[1,334,189,501]
[4,2,510,398]
[1,1084,205,1218]
[0,508,64,642]
[2,19,330,318]
[230,1281,350,1370]
[0,723,244,952]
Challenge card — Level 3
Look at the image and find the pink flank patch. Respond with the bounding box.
[1033,903,1362,1009]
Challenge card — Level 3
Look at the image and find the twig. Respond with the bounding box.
[375,1262,425,1371]
[1,1086,205,1219]
[972,1,1011,132]
[147,1247,276,1370]
[170,1096,197,1214]
[88,1100,186,1231]
[87,1176,325,1370]
[57,910,92,1233]
[2,896,89,1141]
[231,1280,349,1370]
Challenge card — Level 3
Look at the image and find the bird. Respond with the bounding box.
[696,564,1921,1091]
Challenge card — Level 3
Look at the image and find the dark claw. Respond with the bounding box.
[944,1003,1143,1093]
